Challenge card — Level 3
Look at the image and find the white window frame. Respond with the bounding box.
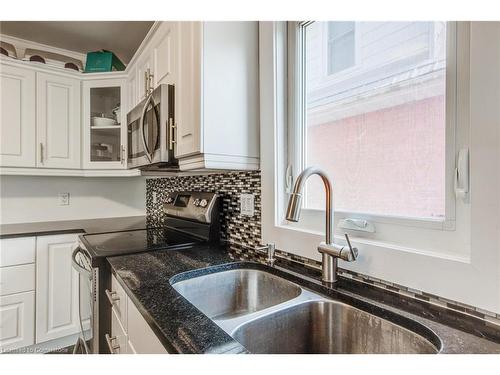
[290,21,457,231]
[259,21,500,313]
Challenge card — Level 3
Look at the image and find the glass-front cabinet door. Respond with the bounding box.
[82,78,127,169]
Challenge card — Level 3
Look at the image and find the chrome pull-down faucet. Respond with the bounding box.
[285,166,358,283]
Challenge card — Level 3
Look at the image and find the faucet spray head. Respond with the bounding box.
[285,192,303,222]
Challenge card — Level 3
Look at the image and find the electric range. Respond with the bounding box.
[71,191,221,353]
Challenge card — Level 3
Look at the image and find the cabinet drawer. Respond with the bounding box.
[108,308,127,354]
[0,237,35,267]
[107,274,128,330]
[0,264,35,296]
[127,298,168,354]
[0,291,35,352]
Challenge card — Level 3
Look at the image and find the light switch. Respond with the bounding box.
[240,194,255,216]
[58,193,70,206]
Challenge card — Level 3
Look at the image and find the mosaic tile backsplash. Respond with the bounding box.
[146,171,262,248]
[146,170,500,325]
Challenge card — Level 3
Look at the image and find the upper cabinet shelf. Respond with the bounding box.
[82,79,127,169]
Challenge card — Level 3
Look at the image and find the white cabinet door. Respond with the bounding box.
[109,309,127,354]
[0,237,36,267]
[0,291,35,352]
[0,264,36,296]
[126,65,138,109]
[36,72,81,169]
[82,78,127,169]
[152,22,177,87]
[0,64,36,167]
[109,274,128,329]
[127,297,167,354]
[136,51,152,102]
[175,21,203,158]
[35,233,85,343]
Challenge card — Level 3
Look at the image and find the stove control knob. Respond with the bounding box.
[193,199,200,206]
[199,199,208,208]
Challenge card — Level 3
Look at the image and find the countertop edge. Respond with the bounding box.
[0,215,147,239]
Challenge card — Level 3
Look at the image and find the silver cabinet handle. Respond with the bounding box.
[105,289,120,305]
[120,145,125,164]
[39,143,44,164]
[148,70,154,92]
[105,334,120,353]
[168,118,176,151]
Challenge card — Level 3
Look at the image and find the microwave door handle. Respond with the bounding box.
[152,108,160,153]
[140,94,155,162]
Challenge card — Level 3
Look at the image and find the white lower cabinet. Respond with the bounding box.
[0,237,36,352]
[35,233,88,344]
[126,339,137,354]
[0,291,35,352]
[0,234,89,353]
[0,264,36,296]
[127,296,167,354]
[107,274,168,354]
[109,309,128,354]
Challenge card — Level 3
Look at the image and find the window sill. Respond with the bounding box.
[275,222,471,264]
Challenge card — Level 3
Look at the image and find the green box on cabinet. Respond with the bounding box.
[84,50,125,73]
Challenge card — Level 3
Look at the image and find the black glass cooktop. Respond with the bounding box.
[81,227,203,259]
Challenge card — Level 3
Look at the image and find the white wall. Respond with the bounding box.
[0,176,146,224]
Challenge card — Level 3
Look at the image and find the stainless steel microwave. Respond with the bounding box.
[127,84,178,170]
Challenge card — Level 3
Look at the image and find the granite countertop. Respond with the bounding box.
[107,242,500,354]
[0,216,147,239]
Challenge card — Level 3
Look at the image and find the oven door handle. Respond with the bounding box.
[140,93,156,163]
[71,247,93,280]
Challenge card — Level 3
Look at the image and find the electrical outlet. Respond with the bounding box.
[58,193,70,206]
[152,191,158,204]
[240,193,255,216]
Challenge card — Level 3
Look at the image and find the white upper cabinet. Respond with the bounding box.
[174,22,260,170]
[1,21,260,175]
[126,65,138,110]
[128,22,177,110]
[175,22,203,159]
[0,64,36,167]
[0,58,137,176]
[151,22,177,87]
[125,21,259,171]
[36,72,81,169]
[136,48,152,103]
[82,78,127,169]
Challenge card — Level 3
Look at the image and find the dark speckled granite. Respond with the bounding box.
[107,243,500,354]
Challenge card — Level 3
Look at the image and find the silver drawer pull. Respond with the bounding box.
[105,334,120,353]
[105,289,120,305]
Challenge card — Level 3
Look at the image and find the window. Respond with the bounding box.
[326,21,355,75]
[261,22,500,315]
[294,21,449,221]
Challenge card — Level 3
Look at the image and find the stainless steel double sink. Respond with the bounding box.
[171,268,441,354]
